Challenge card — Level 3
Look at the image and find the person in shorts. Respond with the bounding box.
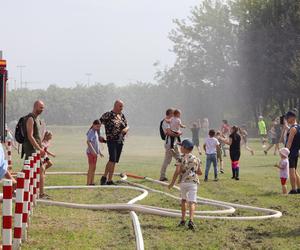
[216,131,224,173]
[99,100,129,185]
[274,148,290,195]
[285,111,300,194]
[168,139,202,231]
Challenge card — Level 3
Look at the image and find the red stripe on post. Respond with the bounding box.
[15,203,23,214]
[22,213,28,223]
[16,178,25,189]
[3,186,13,199]
[14,227,22,238]
[23,192,29,201]
[3,245,12,250]
[7,151,11,156]
[3,215,12,228]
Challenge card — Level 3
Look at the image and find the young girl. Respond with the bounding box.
[274,148,290,195]
[216,131,224,173]
[239,125,254,155]
[168,109,186,149]
[220,126,241,180]
[86,120,104,185]
[42,131,56,170]
[0,143,16,186]
[168,139,202,231]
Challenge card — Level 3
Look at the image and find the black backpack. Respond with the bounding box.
[159,120,166,140]
[15,114,33,144]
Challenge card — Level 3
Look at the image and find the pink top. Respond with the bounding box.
[279,158,289,179]
[170,117,181,133]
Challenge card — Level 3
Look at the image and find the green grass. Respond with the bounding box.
[7,127,300,249]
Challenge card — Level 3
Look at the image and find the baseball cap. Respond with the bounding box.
[285,110,297,119]
[181,139,194,150]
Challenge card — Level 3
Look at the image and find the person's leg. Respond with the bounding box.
[290,168,297,190]
[90,155,97,184]
[264,143,273,154]
[282,184,288,194]
[170,136,175,149]
[39,167,45,196]
[222,143,227,157]
[274,143,279,155]
[107,162,116,181]
[160,148,172,180]
[205,155,212,180]
[46,160,53,170]
[212,154,218,180]
[181,199,187,222]
[188,202,196,221]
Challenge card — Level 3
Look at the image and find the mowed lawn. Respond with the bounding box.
[7,126,300,250]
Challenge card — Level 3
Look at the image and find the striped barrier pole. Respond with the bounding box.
[21,162,30,242]
[36,151,41,199]
[2,179,13,250]
[7,140,12,172]
[28,156,34,216]
[32,153,38,206]
[13,172,25,250]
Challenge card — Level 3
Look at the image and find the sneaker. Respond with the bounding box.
[264,151,267,155]
[235,177,240,181]
[220,169,224,174]
[187,220,196,231]
[289,189,298,194]
[297,189,300,194]
[214,177,219,182]
[204,177,208,182]
[106,180,116,185]
[159,177,168,182]
[231,176,235,179]
[100,176,107,185]
[177,220,186,227]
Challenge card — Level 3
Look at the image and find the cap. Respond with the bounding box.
[285,110,297,119]
[279,148,290,158]
[259,115,263,119]
[181,139,194,150]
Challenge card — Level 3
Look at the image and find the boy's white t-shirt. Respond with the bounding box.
[279,158,289,179]
[205,137,220,154]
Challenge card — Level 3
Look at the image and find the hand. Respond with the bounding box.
[40,149,46,157]
[122,127,129,135]
[274,164,279,168]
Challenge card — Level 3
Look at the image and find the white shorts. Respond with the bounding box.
[180,182,198,203]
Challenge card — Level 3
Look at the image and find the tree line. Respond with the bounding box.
[7,0,300,131]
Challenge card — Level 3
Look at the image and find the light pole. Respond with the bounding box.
[16,65,26,88]
[85,73,92,87]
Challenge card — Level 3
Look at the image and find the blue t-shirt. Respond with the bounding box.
[0,144,8,179]
[86,129,100,154]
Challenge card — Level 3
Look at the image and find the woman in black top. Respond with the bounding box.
[220,126,241,180]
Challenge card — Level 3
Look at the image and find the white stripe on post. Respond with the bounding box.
[13,172,25,250]
[22,161,30,242]
[28,156,34,216]
[7,140,12,171]
[2,179,13,250]
[36,151,41,199]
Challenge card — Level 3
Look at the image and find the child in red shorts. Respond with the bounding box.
[274,148,290,194]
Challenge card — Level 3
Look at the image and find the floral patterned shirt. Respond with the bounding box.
[100,111,128,142]
[178,153,201,184]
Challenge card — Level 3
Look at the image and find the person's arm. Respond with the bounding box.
[45,149,56,157]
[196,159,203,175]
[203,143,206,152]
[165,128,181,137]
[168,165,181,189]
[26,118,45,156]
[87,140,97,155]
[286,127,297,149]
[220,136,232,146]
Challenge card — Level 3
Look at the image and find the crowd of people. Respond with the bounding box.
[1,100,299,230]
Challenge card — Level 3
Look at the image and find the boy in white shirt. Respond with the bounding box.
[203,129,220,181]
[168,139,202,231]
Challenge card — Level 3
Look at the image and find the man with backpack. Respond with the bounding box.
[159,108,181,181]
[16,100,47,197]
[285,110,300,194]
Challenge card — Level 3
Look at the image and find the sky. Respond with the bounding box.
[1,0,200,89]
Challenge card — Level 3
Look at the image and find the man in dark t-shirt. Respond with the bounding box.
[99,100,129,185]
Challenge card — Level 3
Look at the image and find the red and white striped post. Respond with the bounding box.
[7,140,12,171]
[36,151,41,199]
[22,162,30,242]
[2,179,13,250]
[28,156,34,216]
[32,153,38,206]
[13,172,25,250]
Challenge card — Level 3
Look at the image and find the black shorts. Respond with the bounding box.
[107,141,123,163]
[289,156,298,169]
[230,151,241,162]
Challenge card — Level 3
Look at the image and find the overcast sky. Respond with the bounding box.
[1,0,200,89]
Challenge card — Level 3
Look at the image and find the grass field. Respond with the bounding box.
[8,127,300,250]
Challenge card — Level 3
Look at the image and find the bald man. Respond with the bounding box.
[99,100,129,185]
[23,100,47,197]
